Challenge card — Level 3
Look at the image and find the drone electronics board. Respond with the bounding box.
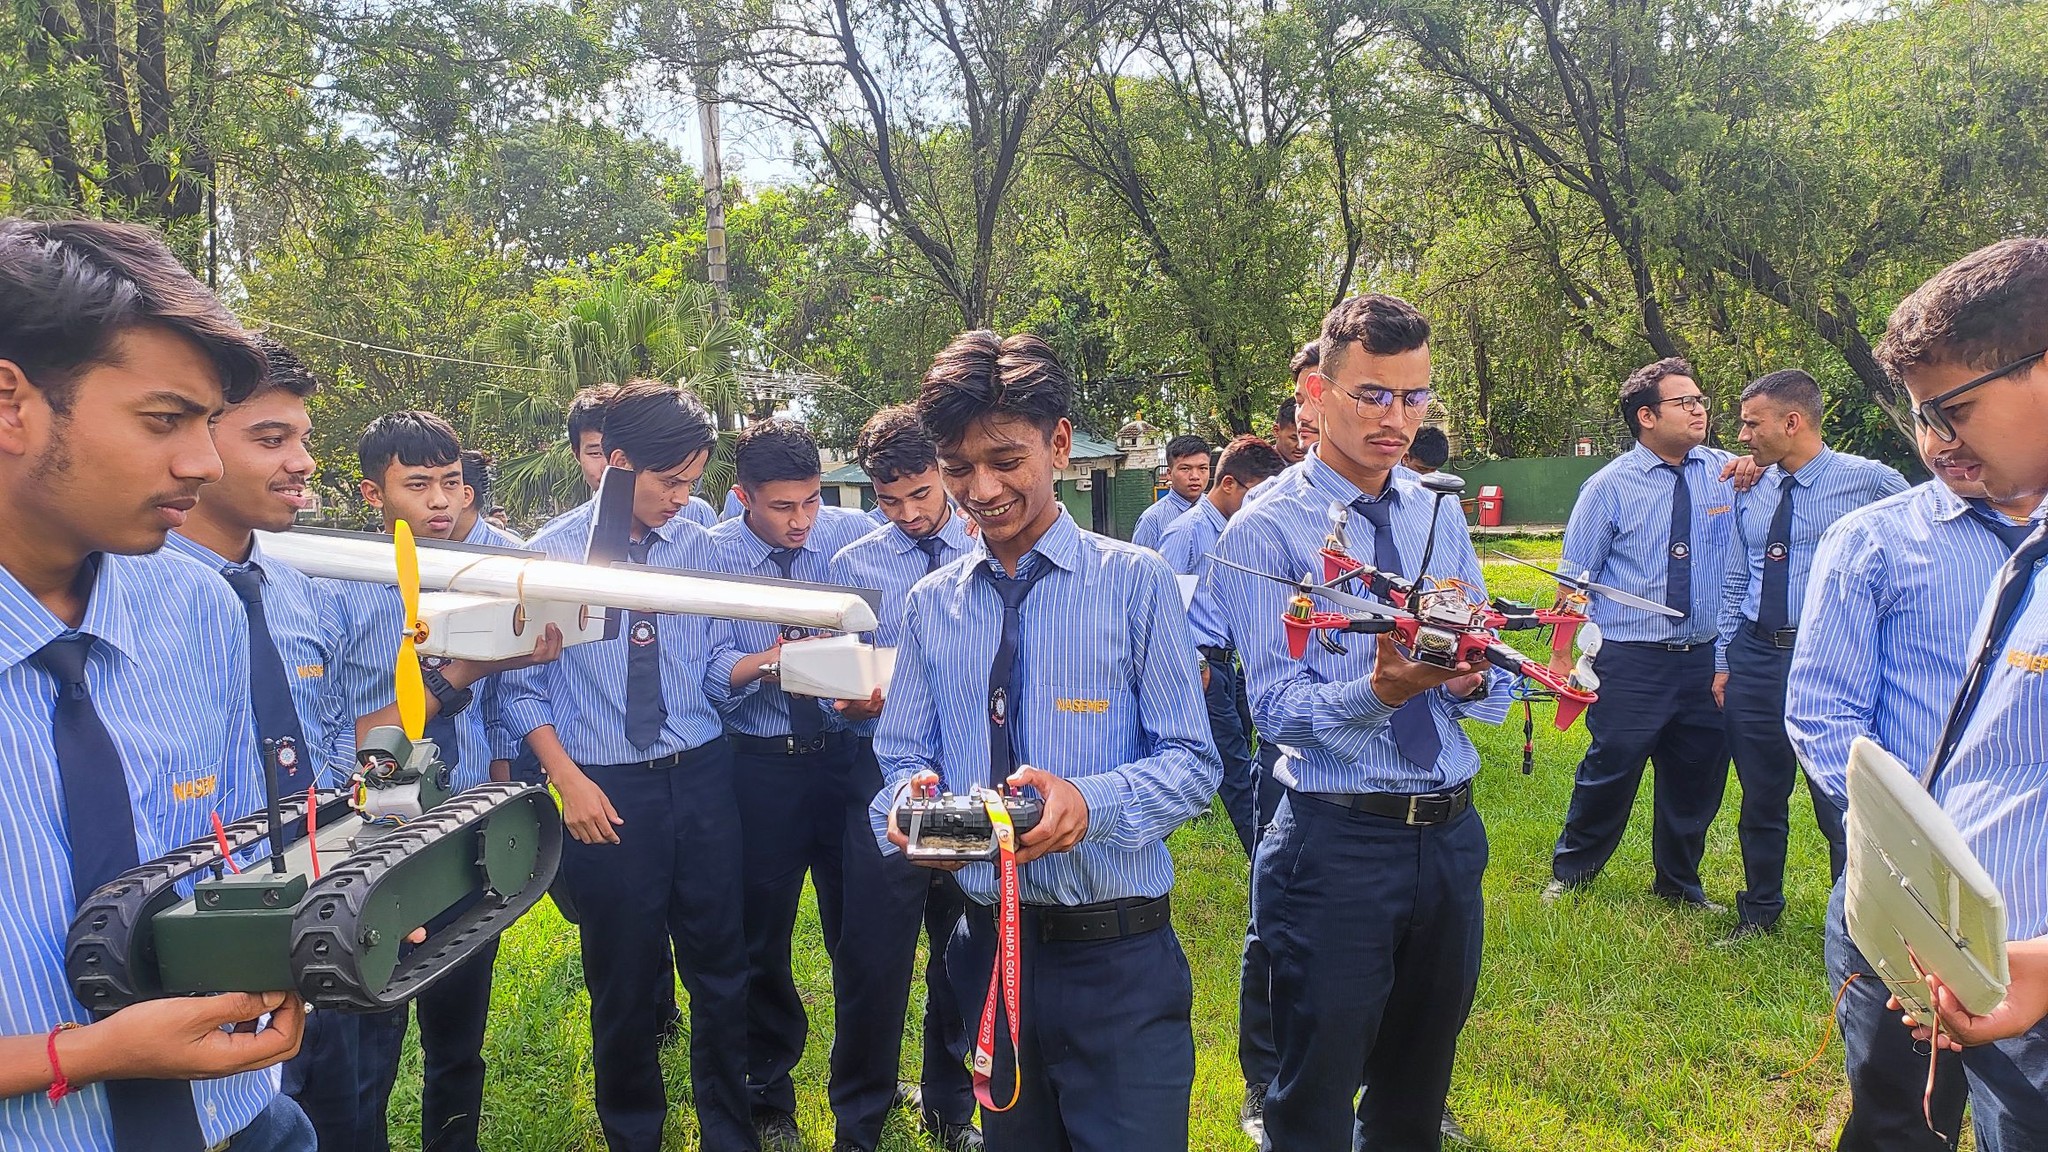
[1843,736,2009,1018]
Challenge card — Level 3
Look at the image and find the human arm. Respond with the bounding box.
[1716,497,1755,680]
[1900,938,2048,1049]
[0,993,305,1100]
[870,599,946,863]
[1783,521,1888,810]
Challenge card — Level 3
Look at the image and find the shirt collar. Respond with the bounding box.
[1303,446,1401,507]
[1924,479,1975,523]
[887,508,973,557]
[736,516,814,565]
[0,552,148,674]
[1625,441,1708,471]
[1778,446,1837,489]
[164,530,234,570]
[1196,497,1227,533]
[975,505,1082,576]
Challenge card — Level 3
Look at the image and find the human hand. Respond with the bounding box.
[446,624,565,686]
[553,767,623,845]
[68,992,305,1083]
[1721,455,1763,492]
[1011,767,1088,864]
[1712,672,1729,709]
[835,689,885,722]
[887,771,966,872]
[1368,633,1475,708]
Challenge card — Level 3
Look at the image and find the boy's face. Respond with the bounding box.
[205,389,315,534]
[1317,342,1430,480]
[576,430,608,492]
[1903,359,2048,504]
[0,324,226,557]
[939,415,1070,553]
[612,448,708,535]
[737,477,823,550]
[1736,396,1799,467]
[363,458,464,538]
[871,466,950,540]
[1166,451,1210,501]
[1274,421,1303,464]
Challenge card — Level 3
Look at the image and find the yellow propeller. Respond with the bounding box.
[393,519,426,740]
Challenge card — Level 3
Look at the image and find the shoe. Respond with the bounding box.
[756,1110,802,1151]
[932,1120,984,1152]
[1718,920,1775,945]
[893,1082,922,1113]
[1540,878,1577,905]
[1240,1082,1268,1144]
[1441,1106,1470,1145]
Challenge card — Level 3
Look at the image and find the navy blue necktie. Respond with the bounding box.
[978,560,1051,786]
[1757,475,1798,633]
[1661,462,1693,616]
[1968,500,2035,551]
[34,633,206,1152]
[222,565,310,790]
[624,536,668,750]
[1929,522,2048,785]
[770,548,825,742]
[915,535,946,573]
[1350,494,1445,773]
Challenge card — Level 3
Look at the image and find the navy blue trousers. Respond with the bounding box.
[1258,790,1487,1152]
[280,1002,380,1152]
[1239,745,1284,1088]
[1204,651,1261,858]
[1961,1020,2048,1151]
[1552,642,1729,902]
[1724,628,1847,928]
[225,1094,317,1152]
[565,741,754,1152]
[357,911,500,1152]
[1823,879,1967,1150]
[948,904,1196,1152]
[828,742,973,1150]
[733,731,854,1117]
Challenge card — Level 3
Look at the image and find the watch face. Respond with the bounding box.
[423,655,451,671]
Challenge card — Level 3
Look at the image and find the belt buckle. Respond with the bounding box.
[785,735,796,755]
[1405,795,1426,826]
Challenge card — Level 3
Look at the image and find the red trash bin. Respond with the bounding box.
[1477,485,1505,527]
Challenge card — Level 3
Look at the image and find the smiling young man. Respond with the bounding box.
[705,418,877,1149]
[1131,434,1211,550]
[825,406,981,1152]
[502,380,757,1152]
[1711,369,1906,941]
[1858,237,2048,1144]
[0,217,311,1151]
[1210,294,1512,1151]
[870,330,1218,1151]
[1544,357,1739,912]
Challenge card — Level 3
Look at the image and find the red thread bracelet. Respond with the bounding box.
[46,1022,80,1104]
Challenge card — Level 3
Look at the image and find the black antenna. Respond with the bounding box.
[261,737,288,874]
[1415,471,1465,590]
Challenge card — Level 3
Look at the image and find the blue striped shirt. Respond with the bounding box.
[1208,449,1514,795]
[704,507,876,738]
[1715,448,1907,670]
[721,489,743,520]
[828,513,978,648]
[1130,488,1196,550]
[461,517,524,549]
[866,509,1219,906]
[1562,442,1739,644]
[498,501,735,764]
[457,519,525,759]
[0,551,277,1150]
[1155,497,1231,648]
[679,497,719,530]
[1786,481,2022,810]
[313,578,503,791]
[1930,518,2048,939]
[163,532,350,789]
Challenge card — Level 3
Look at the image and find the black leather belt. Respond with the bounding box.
[975,894,1172,943]
[1748,622,1798,649]
[1198,645,1235,663]
[731,732,829,756]
[1299,781,1473,826]
[607,750,688,771]
[1615,639,1703,652]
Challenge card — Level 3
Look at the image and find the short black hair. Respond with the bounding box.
[1618,357,1697,439]
[1289,341,1321,380]
[733,417,821,489]
[1407,426,1451,470]
[1165,434,1210,464]
[1320,295,1430,375]
[602,380,716,473]
[0,217,263,410]
[1276,396,1297,428]
[461,448,493,502]
[251,335,318,400]
[856,404,939,485]
[1741,369,1822,422]
[359,411,461,483]
[1878,238,2048,378]
[1217,434,1285,487]
[567,383,618,448]
[918,330,1072,449]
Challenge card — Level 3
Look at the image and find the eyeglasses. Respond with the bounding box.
[1333,383,1434,419]
[1655,395,1711,415]
[1912,348,2048,442]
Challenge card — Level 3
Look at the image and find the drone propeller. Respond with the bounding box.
[1487,551,1683,618]
[393,519,427,740]
[1210,556,1407,620]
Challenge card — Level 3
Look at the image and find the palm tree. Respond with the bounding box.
[476,278,752,519]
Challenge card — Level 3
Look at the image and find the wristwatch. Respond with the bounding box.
[421,665,474,718]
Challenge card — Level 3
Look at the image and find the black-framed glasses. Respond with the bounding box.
[1334,383,1434,418]
[1656,394,1711,415]
[1913,348,2048,442]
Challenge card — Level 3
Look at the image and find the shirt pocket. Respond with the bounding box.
[1025,677,1137,774]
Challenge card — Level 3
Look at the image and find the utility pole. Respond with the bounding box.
[697,68,729,323]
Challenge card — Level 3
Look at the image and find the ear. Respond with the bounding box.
[1051,418,1073,471]
[463,484,478,510]
[607,448,633,470]
[359,478,384,509]
[0,360,38,459]
[731,484,751,510]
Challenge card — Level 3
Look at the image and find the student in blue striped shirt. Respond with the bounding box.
[1132,435,1211,550]
[1210,294,1513,1152]
[704,419,878,1149]
[1545,357,1738,910]
[1714,369,1908,939]
[825,406,981,1152]
[1787,442,2033,1151]
[1866,237,2048,1146]
[501,381,758,1152]
[0,217,310,1151]
[871,330,1219,1152]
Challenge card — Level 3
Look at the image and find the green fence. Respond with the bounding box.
[1451,455,1610,526]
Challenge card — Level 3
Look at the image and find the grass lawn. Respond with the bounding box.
[381,555,1869,1150]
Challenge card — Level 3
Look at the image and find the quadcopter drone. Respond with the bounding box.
[1218,472,1681,740]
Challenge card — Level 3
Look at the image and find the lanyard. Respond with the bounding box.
[971,787,1024,1112]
